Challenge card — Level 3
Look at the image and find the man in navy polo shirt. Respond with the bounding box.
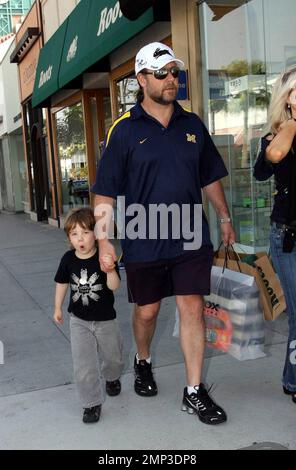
[92,42,235,425]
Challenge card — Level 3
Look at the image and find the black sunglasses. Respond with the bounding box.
[141,66,180,80]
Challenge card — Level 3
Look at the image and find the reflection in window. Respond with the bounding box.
[103,96,112,131]
[199,0,281,251]
[55,102,88,215]
[99,96,113,157]
[117,75,138,115]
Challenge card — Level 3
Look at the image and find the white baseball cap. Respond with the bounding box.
[135,42,184,75]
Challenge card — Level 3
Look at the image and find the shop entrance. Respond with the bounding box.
[23,101,50,222]
[30,123,49,221]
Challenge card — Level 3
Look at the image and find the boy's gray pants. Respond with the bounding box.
[70,315,124,409]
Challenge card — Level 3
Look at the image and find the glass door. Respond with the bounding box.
[199,0,296,251]
[54,102,88,217]
[200,0,269,250]
[82,90,112,212]
[52,91,112,220]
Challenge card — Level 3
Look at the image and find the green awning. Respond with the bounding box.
[58,0,92,89]
[58,0,154,89]
[32,19,68,107]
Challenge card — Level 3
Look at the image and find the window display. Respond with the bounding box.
[200,0,296,251]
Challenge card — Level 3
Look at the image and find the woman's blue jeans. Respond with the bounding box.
[270,223,296,392]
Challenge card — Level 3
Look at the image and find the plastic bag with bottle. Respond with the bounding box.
[173,264,266,361]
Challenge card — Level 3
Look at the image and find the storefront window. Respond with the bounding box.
[103,96,112,131]
[55,102,88,215]
[200,0,296,251]
[117,74,138,115]
[97,96,113,160]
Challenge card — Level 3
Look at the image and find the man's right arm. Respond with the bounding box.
[94,194,117,273]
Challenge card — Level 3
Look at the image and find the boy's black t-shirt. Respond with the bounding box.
[54,249,119,321]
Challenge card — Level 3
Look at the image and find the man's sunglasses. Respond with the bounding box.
[141,66,180,80]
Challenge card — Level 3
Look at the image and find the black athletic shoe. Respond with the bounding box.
[182,383,227,425]
[106,379,121,396]
[283,386,296,403]
[82,405,101,423]
[134,356,158,397]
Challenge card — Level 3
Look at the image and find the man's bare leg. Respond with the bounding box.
[133,301,161,359]
[176,294,205,386]
[133,301,161,396]
[177,294,227,424]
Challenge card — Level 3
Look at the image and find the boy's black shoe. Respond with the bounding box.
[182,383,227,425]
[134,356,158,397]
[106,379,121,396]
[82,405,101,423]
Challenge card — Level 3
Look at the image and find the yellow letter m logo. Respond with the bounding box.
[186,133,197,143]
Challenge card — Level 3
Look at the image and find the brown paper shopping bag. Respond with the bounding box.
[254,254,286,321]
[213,249,286,321]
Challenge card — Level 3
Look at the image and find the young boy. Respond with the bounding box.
[54,208,123,424]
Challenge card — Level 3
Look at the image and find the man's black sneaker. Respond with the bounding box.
[283,386,296,403]
[106,379,121,396]
[82,405,101,423]
[182,383,227,425]
[134,356,158,397]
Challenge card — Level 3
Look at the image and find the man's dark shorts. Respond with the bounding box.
[125,246,214,306]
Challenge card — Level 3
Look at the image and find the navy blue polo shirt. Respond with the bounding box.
[91,101,228,263]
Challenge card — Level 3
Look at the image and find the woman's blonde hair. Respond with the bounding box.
[266,65,296,134]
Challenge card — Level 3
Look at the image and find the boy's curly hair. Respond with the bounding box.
[64,208,96,237]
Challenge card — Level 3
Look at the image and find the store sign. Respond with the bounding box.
[228,75,248,95]
[38,65,53,88]
[227,75,266,96]
[97,1,123,37]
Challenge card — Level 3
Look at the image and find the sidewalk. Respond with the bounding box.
[0,212,295,450]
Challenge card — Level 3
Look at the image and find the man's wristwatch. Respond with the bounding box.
[220,217,231,224]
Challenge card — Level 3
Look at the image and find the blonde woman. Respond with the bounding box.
[254,66,296,404]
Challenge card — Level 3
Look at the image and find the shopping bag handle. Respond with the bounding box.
[217,242,242,273]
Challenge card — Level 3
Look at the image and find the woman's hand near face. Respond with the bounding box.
[266,119,296,163]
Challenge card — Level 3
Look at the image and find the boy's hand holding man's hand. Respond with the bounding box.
[102,254,115,270]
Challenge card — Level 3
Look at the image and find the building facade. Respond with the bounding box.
[0,34,26,213]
